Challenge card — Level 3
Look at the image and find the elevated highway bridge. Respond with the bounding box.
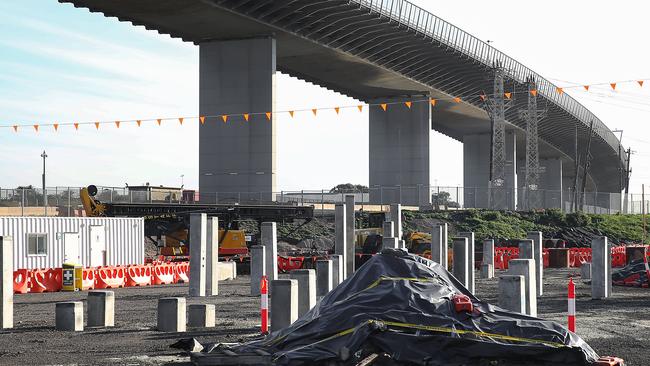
[60,0,627,211]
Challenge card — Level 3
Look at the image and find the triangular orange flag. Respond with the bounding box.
[53,123,59,131]
[380,103,387,111]
[583,85,590,91]
[556,87,564,94]
[199,116,205,125]
[95,122,100,129]
[610,83,617,90]
[357,105,363,112]
[404,101,412,109]
[12,125,17,132]
[504,92,512,99]
[289,111,295,118]
[33,124,39,132]
[221,115,228,123]
[430,98,436,106]
[638,80,644,87]
[156,119,162,126]
[334,107,340,114]
[530,90,538,97]
[115,121,121,128]
[312,109,317,116]
[136,120,141,127]
[454,97,461,103]
[178,118,184,125]
[74,123,79,130]
[479,94,487,101]
[265,112,272,120]
[243,114,249,122]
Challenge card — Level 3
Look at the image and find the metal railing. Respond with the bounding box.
[351,0,625,166]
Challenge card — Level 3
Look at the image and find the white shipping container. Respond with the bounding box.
[0,217,144,270]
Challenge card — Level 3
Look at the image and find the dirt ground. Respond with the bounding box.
[1,268,648,366]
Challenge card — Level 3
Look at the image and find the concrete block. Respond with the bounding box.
[383,221,394,238]
[334,204,348,279]
[87,290,114,327]
[499,275,526,314]
[188,304,215,328]
[458,232,475,293]
[592,236,610,299]
[0,236,13,329]
[250,245,266,296]
[548,248,570,268]
[452,237,469,289]
[261,222,278,282]
[271,279,298,332]
[189,213,207,297]
[315,260,333,297]
[526,231,544,296]
[399,240,406,250]
[331,255,344,287]
[519,239,534,260]
[157,297,186,332]
[508,259,537,316]
[382,237,399,250]
[56,301,83,331]
[389,204,402,239]
[345,195,355,276]
[483,239,495,267]
[480,263,494,279]
[581,262,592,281]
[217,262,237,281]
[206,217,219,296]
[431,224,448,269]
[290,269,316,317]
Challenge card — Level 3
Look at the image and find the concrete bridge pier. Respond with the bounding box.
[199,37,276,202]
[369,97,431,207]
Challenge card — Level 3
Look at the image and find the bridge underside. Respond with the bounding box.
[60,0,625,210]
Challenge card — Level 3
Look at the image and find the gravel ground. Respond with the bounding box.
[0,269,648,365]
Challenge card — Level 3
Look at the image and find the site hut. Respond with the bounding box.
[0,217,144,269]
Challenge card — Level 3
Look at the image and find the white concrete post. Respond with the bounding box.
[345,195,355,276]
[270,279,298,332]
[483,239,495,267]
[157,297,186,332]
[206,217,219,296]
[382,237,399,250]
[87,290,114,327]
[431,224,447,268]
[581,262,592,281]
[498,275,526,314]
[189,214,207,297]
[250,245,266,296]
[331,254,344,287]
[56,301,83,331]
[389,204,402,240]
[458,232,475,294]
[383,221,395,238]
[591,236,610,299]
[315,260,333,296]
[508,259,537,316]
[527,231,544,296]
[0,236,13,329]
[290,269,316,317]
[261,222,278,283]
[188,304,216,328]
[334,204,348,279]
[452,237,469,289]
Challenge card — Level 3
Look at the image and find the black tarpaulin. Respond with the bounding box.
[613,258,650,287]
[205,249,601,365]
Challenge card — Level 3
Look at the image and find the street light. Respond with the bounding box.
[41,150,47,216]
[180,174,184,188]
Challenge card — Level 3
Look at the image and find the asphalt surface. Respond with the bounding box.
[0,268,648,365]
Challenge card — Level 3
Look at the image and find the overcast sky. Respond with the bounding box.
[1,0,648,194]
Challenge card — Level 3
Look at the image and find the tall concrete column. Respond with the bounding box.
[508,259,537,316]
[250,245,266,296]
[334,204,348,279]
[431,224,447,269]
[369,97,431,206]
[388,204,402,240]
[261,223,278,283]
[591,236,610,299]
[205,217,219,296]
[1,236,13,329]
[189,214,207,297]
[331,254,344,287]
[526,231,543,296]
[345,195,355,276]
[452,238,469,288]
[518,158,563,209]
[383,221,394,238]
[199,37,276,201]
[458,232,475,294]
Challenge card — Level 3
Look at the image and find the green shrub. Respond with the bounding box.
[566,211,591,227]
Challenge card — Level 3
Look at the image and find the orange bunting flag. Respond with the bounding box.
[199,116,205,125]
[243,114,249,122]
[156,119,162,126]
[638,80,644,87]
[74,123,79,130]
[610,83,617,90]
[380,103,387,111]
[312,109,317,116]
[357,105,363,112]
[530,90,538,97]
[289,111,295,118]
[221,115,228,123]
[405,101,412,109]
[12,125,17,132]
[178,118,184,125]
[95,122,100,129]
[33,125,39,132]
[504,92,512,99]
[453,97,461,103]
[479,94,487,101]
[430,98,436,106]
[265,112,272,120]
[136,120,142,127]
[583,85,590,91]
[556,87,564,94]
[53,123,59,131]
[115,121,121,128]
[334,107,340,114]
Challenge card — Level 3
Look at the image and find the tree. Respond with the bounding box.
[329,183,368,194]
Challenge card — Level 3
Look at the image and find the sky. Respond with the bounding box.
[1,0,649,194]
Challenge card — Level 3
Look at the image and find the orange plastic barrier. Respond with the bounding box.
[126,265,152,287]
[13,269,29,294]
[81,268,95,290]
[174,263,189,283]
[95,266,126,289]
[152,264,175,285]
[542,249,550,268]
[29,268,62,293]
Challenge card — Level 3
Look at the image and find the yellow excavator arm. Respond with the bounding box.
[80,186,107,217]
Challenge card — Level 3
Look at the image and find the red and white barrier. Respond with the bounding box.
[568,277,576,333]
[261,275,268,335]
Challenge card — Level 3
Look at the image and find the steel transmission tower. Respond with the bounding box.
[519,77,546,210]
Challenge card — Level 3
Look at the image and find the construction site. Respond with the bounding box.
[2,0,650,365]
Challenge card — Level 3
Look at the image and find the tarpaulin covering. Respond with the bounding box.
[613,259,650,287]
[206,250,601,365]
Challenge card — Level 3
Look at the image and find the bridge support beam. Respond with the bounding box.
[369,97,431,207]
[199,37,276,202]
[518,158,563,210]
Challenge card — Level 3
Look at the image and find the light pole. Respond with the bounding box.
[41,150,48,216]
[180,174,184,188]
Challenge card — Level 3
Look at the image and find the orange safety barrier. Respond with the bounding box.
[542,249,550,268]
[29,268,62,293]
[125,265,152,287]
[81,268,95,290]
[152,264,176,285]
[174,263,189,283]
[278,256,305,273]
[13,269,30,294]
[95,266,126,289]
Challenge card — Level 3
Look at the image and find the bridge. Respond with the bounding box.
[59,0,628,211]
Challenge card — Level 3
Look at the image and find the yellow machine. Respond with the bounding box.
[80,186,106,216]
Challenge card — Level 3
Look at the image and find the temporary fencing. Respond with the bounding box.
[12,269,29,294]
[174,262,190,283]
[95,266,126,289]
[125,265,152,287]
[493,246,628,270]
